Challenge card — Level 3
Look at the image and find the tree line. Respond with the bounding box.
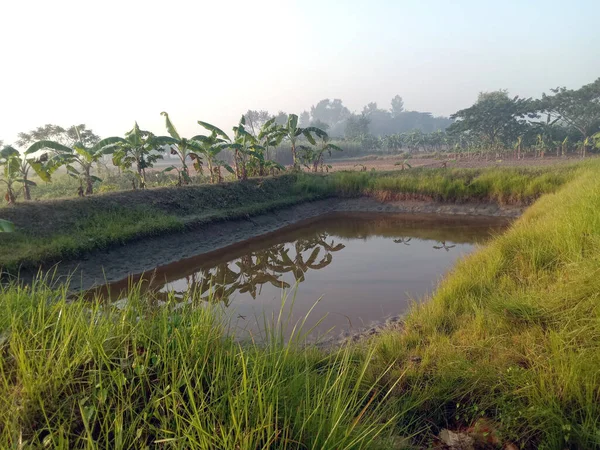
[0,113,334,203]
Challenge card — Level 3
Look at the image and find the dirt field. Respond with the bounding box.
[327,155,583,172]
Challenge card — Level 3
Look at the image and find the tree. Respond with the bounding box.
[299,111,311,127]
[448,90,536,149]
[281,114,326,168]
[17,124,100,148]
[112,123,163,189]
[273,111,288,126]
[309,99,351,129]
[541,78,600,155]
[1,145,52,203]
[155,112,205,185]
[25,133,124,195]
[244,110,272,136]
[344,113,370,140]
[390,95,405,117]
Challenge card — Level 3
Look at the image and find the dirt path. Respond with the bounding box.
[28,197,522,292]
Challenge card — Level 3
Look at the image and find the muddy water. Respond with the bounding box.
[97,213,509,339]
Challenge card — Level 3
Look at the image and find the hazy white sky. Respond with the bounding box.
[2,0,599,145]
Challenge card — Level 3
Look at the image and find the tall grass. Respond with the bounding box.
[294,163,584,204]
[365,167,600,447]
[0,282,407,449]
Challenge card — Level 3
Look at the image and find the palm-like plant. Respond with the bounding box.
[112,123,163,189]
[256,118,286,175]
[26,134,124,195]
[194,121,235,183]
[155,112,204,185]
[306,134,342,172]
[228,116,265,180]
[0,146,52,203]
[281,114,327,169]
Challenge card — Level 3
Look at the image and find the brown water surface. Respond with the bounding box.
[100,213,509,338]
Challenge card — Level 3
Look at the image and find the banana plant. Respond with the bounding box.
[256,119,286,175]
[561,136,569,157]
[26,133,124,195]
[281,114,327,169]
[513,136,523,160]
[154,112,204,185]
[0,145,53,203]
[227,116,266,180]
[194,121,235,183]
[112,123,163,189]
[306,134,342,172]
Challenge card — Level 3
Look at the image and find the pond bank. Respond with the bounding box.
[29,197,520,291]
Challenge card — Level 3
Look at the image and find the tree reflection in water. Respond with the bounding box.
[151,233,346,305]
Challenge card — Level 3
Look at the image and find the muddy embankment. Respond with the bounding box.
[26,197,522,292]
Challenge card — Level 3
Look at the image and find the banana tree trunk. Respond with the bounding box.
[291,142,298,168]
[23,180,31,201]
[85,168,94,195]
[5,186,16,205]
[137,164,146,189]
[207,159,214,184]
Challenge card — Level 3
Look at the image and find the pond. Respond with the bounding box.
[96,213,509,340]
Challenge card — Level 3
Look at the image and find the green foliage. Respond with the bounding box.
[112,123,164,189]
[0,219,14,232]
[448,90,537,147]
[156,112,205,185]
[0,283,400,448]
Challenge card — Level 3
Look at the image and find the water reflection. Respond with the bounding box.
[159,234,346,304]
[95,213,510,336]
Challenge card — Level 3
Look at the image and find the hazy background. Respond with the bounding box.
[2,0,598,144]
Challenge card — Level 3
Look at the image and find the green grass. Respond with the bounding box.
[0,284,405,449]
[0,162,590,274]
[295,164,583,204]
[0,162,599,447]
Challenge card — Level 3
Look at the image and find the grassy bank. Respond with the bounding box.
[0,163,588,272]
[0,163,599,447]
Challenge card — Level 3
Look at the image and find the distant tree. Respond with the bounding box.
[309,119,329,131]
[344,113,371,140]
[244,110,272,136]
[17,124,99,148]
[299,111,311,127]
[390,95,405,117]
[541,78,600,154]
[310,99,351,128]
[448,90,536,147]
[273,111,288,126]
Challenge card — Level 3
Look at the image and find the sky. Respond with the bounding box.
[1,0,599,146]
